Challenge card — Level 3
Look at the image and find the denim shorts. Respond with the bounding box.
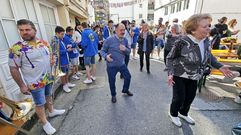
[70,57,79,66]
[31,84,52,106]
[131,43,137,49]
[61,65,69,73]
[156,39,165,49]
[84,56,95,65]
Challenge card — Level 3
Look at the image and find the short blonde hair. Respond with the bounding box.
[184,14,212,34]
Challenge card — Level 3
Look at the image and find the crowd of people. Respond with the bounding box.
[7,13,239,134]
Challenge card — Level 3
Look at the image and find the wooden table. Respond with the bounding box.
[211,49,239,59]
[220,41,241,51]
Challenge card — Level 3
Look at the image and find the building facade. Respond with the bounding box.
[0,0,88,101]
[109,0,155,24]
[154,0,241,40]
[88,3,95,25]
[91,0,109,24]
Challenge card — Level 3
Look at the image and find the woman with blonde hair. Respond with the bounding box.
[165,14,234,127]
[228,19,240,36]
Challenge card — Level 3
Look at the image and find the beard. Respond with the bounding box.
[22,35,35,41]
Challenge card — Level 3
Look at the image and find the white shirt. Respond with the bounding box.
[187,34,205,62]
[72,31,82,43]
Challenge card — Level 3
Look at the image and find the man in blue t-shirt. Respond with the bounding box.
[130,20,140,59]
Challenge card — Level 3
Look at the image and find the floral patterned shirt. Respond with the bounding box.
[8,39,53,90]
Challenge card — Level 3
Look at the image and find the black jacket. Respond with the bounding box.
[137,31,154,54]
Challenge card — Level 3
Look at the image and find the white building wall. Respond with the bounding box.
[109,0,148,24]
[109,0,133,23]
[154,0,196,25]
[155,0,241,39]
[88,4,95,25]
[195,0,241,39]
[133,0,148,24]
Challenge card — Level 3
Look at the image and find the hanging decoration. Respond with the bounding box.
[90,0,148,8]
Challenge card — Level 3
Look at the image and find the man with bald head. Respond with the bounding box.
[101,23,133,103]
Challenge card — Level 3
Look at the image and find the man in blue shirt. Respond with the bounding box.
[101,23,133,103]
[51,26,76,93]
[131,20,140,59]
[81,22,98,84]
[64,26,80,80]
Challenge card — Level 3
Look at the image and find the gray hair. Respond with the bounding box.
[171,24,181,34]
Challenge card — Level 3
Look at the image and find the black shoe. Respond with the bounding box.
[122,91,133,96]
[147,70,150,74]
[140,68,143,72]
[111,96,117,103]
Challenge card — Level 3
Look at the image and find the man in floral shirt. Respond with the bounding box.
[8,19,65,135]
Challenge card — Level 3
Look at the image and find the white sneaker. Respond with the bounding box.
[63,84,71,93]
[168,114,182,127]
[68,82,76,88]
[76,72,83,77]
[234,96,241,104]
[49,109,65,118]
[179,113,195,125]
[43,122,56,135]
[91,76,96,81]
[83,79,92,84]
[72,75,80,80]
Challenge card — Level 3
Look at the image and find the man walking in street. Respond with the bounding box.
[101,23,133,103]
[81,22,98,84]
[8,19,65,135]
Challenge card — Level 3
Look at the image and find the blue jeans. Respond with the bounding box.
[31,83,52,106]
[107,65,131,96]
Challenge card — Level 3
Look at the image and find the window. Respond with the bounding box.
[148,3,154,10]
[164,6,168,15]
[139,14,143,19]
[147,14,154,21]
[171,4,175,14]
[183,0,190,10]
[176,1,182,12]
[40,4,57,43]
[139,4,142,8]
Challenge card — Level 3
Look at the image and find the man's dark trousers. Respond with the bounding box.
[107,65,131,96]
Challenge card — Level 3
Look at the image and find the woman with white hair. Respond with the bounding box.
[164,23,181,64]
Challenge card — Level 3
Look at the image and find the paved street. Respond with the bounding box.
[31,54,241,135]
